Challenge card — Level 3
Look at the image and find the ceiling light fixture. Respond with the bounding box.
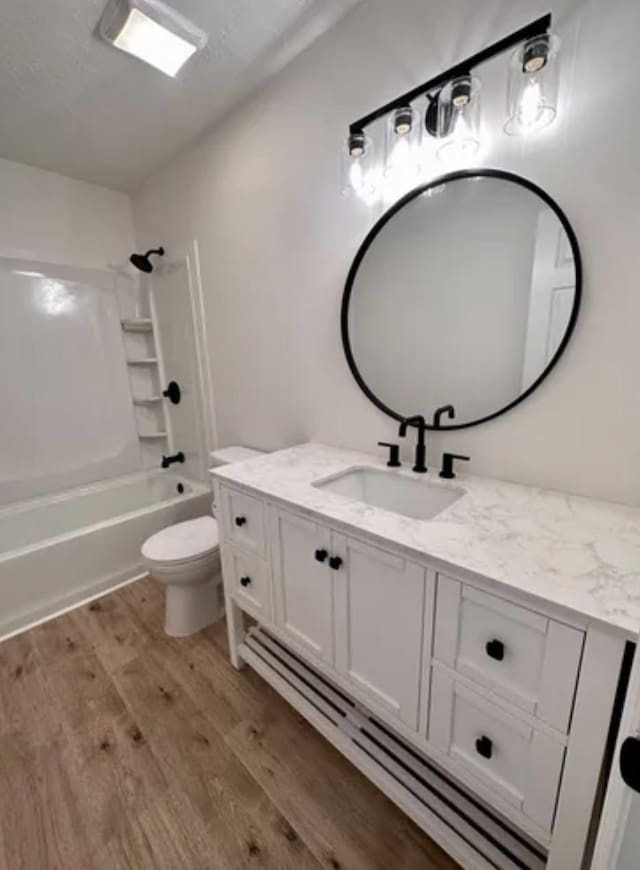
[99,0,207,78]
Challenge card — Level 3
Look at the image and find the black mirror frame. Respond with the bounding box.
[341,168,583,431]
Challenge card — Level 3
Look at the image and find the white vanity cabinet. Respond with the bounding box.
[215,475,630,870]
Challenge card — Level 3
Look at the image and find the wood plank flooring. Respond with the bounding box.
[0,578,460,870]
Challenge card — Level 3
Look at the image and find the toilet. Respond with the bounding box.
[141,446,264,637]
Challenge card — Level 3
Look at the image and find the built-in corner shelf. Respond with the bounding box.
[137,432,168,440]
[127,358,158,366]
[132,396,163,406]
[121,318,153,333]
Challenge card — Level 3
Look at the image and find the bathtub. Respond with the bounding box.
[0,470,212,640]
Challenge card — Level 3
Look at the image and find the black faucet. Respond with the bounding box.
[433,404,455,428]
[398,415,428,474]
[161,451,185,469]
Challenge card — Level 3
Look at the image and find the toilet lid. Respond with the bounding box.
[142,517,219,563]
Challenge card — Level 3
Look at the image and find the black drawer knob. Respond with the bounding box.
[240,576,252,588]
[235,516,247,527]
[475,736,493,759]
[620,736,640,793]
[486,639,505,661]
[329,556,343,571]
[315,549,328,563]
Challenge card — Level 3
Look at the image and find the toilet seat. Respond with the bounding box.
[142,516,219,565]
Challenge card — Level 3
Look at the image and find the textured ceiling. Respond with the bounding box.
[0,0,359,191]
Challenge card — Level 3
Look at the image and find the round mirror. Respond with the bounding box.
[342,170,581,429]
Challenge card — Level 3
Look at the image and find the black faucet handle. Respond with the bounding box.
[439,453,469,480]
[378,442,401,468]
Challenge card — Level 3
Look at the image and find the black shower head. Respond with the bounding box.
[130,247,165,273]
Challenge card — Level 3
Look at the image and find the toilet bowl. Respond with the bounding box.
[142,516,223,637]
[141,446,265,637]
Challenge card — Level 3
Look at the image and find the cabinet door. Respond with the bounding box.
[429,665,565,833]
[269,507,333,665]
[220,486,266,555]
[222,545,271,620]
[434,575,584,733]
[333,533,426,730]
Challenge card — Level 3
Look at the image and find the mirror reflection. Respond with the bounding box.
[344,172,580,428]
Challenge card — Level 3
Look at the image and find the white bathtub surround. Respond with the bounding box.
[212,443,640,870]
[0,257,144,505]
[212,443,640,636]
[0,471,211,640]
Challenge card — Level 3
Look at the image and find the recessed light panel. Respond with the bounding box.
[99,0,207,77]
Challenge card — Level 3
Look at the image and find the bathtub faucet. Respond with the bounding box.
[161,452,185,469]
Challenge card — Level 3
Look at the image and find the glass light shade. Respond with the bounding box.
[505,34,560,135]
[436,76,481,160]
[383,107,422,200]
[341,132,378,201]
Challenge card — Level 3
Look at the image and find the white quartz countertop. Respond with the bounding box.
[212,443,640,637]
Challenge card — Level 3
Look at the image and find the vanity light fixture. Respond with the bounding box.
[343,14,558,200]
[99,0,208,78]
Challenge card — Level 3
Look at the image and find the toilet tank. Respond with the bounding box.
[209,447,266,467]
[209,446,266,515]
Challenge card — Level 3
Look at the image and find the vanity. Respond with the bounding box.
[212,443,640,870]
[212,169,640,870]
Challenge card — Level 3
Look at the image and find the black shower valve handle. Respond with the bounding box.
[162,381,181,405]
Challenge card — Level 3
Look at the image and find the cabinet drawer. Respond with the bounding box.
[429,665,565,832]
[221,487,266,556]
[222,545,271,620]
[434,575,584,733]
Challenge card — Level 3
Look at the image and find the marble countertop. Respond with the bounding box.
[212,442,640,637]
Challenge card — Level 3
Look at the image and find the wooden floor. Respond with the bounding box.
[0,578,460,870]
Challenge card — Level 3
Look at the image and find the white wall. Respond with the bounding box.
[133,0,640,507]
[0,158,142,503]
[0,157,134,269]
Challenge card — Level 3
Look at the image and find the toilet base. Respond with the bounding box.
[164,576,224,638]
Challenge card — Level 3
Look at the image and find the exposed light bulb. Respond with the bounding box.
[389,135,411,168]
[519,79,544,127]
[349,161,364,191]
[452,111,469,141]
[437,108,479,160]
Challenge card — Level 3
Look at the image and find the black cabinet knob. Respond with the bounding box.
[235,516,247,527]
[486,639,505,661]
[475,736,493,759]
[329,556,343,571]
[240,576,252,588]
[315,549,328,563]
[620,736,640,793]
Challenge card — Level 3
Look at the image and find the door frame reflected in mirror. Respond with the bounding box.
[341,168,582,430]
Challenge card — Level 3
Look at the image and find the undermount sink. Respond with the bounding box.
[314,466,465,521]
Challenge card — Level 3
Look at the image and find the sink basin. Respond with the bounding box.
[314,466,465,521]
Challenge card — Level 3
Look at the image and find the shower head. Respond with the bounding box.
[129,247,165,273]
